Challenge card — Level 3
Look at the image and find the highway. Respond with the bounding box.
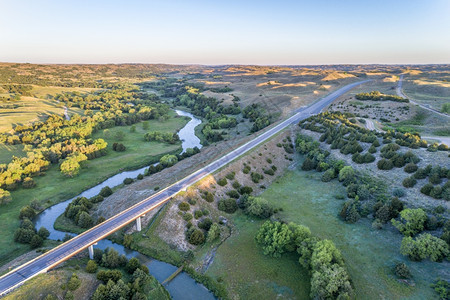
[0,79,370,296]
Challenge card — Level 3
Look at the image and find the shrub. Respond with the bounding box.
[377,159,394,170]
[239,186,253,195]
[429,174,442,185]
[99,186,113,197]
[232,181,241,189]
[198,218,213,231]
[431,279,449,300]
[413,168,428,179]
[203,191,214,203]
[97,270,122,283]
[250,172,264,183]
[67,273,81,291]
[218,199,238,214]
[194,210,203,219]
[178,202,190,211]
[123,178,133,185]
[85,260,98,273]
[243,165,251,174]
[217,178,227,186]
[420,183,434,196]
[338,166,355,186]
[263,168,275,176]
[402,177,417,188]
[321,168,335,182]
[226,190,240,199]
[22,177,36,188]
[430,186,443,199]
[404,163,418,173]
[188,229,205,245]
[393,188,405,198]
[225,172,235,180]
[394,262,411,279]
[137,174,144,180]
[90,195,104,203]
[207,223,220,243]
[112,142,126,152]
[188,198,197,205]
[183,213,193,221]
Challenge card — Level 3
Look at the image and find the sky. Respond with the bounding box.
[1,0,449,65]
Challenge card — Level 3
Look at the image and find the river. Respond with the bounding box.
[34,110,214,300]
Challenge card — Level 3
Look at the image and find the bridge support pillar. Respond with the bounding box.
[136,216,142,231]
[88,245,94,260]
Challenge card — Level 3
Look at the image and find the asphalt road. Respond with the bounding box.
[0,79,370,296]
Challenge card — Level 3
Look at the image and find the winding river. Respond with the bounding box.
[34,110,214,300]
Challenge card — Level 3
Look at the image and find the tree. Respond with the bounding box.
[255,221,293,258]
[0,188,12,205]
[392,208,427,236]
[19,205,35,220]
[402,177,417,188]
[123,234,133,248]
[38,226,50,239]
[86,260,98,273]
[159,154,178,167]
[198,218,213,231]
[178,202,190,211]
[400,233,449,262]
[96,270,123,283]
[114,130,125,141]
[77,211,94,228]
[338,166,355,186]
[377,158,394,170]
[404,163,418,173]
[245,197,274,218]
[14,228,35,243]
[207,223,220,243]
[30,234,43,248]
[102,248,121,268]
[126,257,141,274]
[321,168,335,182]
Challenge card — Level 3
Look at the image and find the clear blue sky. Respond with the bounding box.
[1,0,449,64]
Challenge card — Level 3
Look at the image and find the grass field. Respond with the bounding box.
[0,95,83,132]
[206,213,310,299]
[247,170,445,299]
[0,113,188,267]
[402,77,450,111]
[0,143,24,164]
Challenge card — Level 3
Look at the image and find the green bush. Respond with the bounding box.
[394,262,411,279]
[188,229,205,245]
[225,172,235,180]
[67,273,81,291]
[183,213,193,221]
[404,163,418,173]
[194,210,203,219]
[178,202,190,211]
[218,199,238,214]
[239,186,253,195]
[30,234,43,248]
[198,218,213,231]
[217,178,227,186]
[99,186,113,197]
[226,190,240,199]
[123,178,133,184]
[377,159,394,170]
[85,260,98,273]
[402,177,417,188]
[203,191,214,203]
[250,172,264,183]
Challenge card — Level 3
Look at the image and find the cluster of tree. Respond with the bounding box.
[144,131,180,144]
[0,85,174,201]
[255,221,353,299]
[144,147,200,176]
[89,248,170,300]
[1,84,33,96]
[389,208,450,262]
[208,86,233,93]
[377,144,420,170]
[355,91,409,103]
[63,191,109,229]
[14,216,49,248]
[243,103,272,132]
